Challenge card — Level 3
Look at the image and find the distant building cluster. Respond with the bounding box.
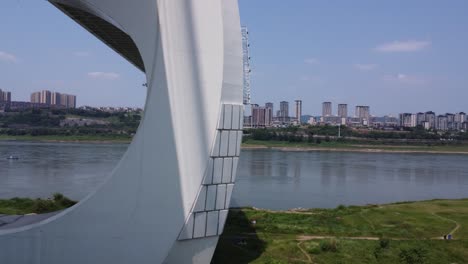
[245,101,374,128]
[0,89,13,111]
[244,100,467,132]
[30,90,76,108]
[399,112,467,131]
[309,103,374,127]
[0,89,12,104]
[245,100,303,128]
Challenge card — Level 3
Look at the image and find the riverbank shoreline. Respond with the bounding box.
[242,144,468,155]
[0,137,131,144]
[3,137,468,154]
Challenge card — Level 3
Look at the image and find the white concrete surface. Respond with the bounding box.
[0,0,243,263]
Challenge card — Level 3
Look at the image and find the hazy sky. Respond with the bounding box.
[1,1,467,116]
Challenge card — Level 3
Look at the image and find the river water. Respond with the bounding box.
[1,142,467,210]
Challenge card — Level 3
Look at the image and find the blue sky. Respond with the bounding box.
[1,1,467,116]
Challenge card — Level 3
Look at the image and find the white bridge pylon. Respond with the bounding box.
[0,1,243,263]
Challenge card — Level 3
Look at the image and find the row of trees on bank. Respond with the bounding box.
[245,125,468,143]
[0,108,140,137]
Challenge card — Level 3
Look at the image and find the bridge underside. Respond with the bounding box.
[52,3,145,72]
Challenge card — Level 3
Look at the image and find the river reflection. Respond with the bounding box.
[1,142,468,210]
[233,149,468,209]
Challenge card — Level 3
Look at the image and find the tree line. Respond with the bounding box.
[0,108,140,137]
[245,125,468,143]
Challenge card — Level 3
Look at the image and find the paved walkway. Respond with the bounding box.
[0,212,60,230]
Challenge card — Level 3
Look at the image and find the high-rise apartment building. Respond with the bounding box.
[338,104,347,118]
[411,114,417,127]
[51,92,61,105]
[0,89,12,103]
[455,112,465,123]
[279,101,289,121]
[31,92,41,103]
[455,112,466,130]
[62,94,77,108]
[40,90,52,104]
[265,102,273,116]
[437,115,448,131]
[416,112,425,126]
[355,105,370,124]
[266,106,273,127]
[322,102,332,117]
[446,113,455,123]
[6,92,11,103]
[425,111,436,129]
[295,100,302,122]
[399,113,413,127]
[460,112,466,122]
[60,94,68,107]
[446,113,455,130]
[251,104,272,128]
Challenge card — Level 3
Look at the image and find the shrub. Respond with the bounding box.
[305,241,321,255]
[263,258,287,264]
[379,238,390,249]
[320,239,339,252]
[374,238,391,259]
[399,246,428,264]
[32,199,59,214]
[53,193,77,208]
[53,193,64,201]
[336,204,346,211]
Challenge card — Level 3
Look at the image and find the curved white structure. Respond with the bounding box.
[0,1,243,263]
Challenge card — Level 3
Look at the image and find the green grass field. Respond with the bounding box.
[243,139,468,153]
[2,196,468,263]
[212,199,468,263]
[0,193,76,215]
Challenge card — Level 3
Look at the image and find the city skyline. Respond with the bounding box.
[2,1,468,114]
[246,99,467,130]
[30,89,76,108]
[245,99,466,125]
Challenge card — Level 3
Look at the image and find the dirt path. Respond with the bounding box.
[431,212,461,239]
[296,241,313,263]
[297,235,380,241]
[359,210,376,230]
[231,207,320,215]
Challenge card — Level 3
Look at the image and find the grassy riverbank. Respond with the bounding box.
[213,199,468,263]
[3,135,468,154]
[243,139,468,154]
[0,134,132,143]
[0,193,76,215]
[2,196,467,263]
